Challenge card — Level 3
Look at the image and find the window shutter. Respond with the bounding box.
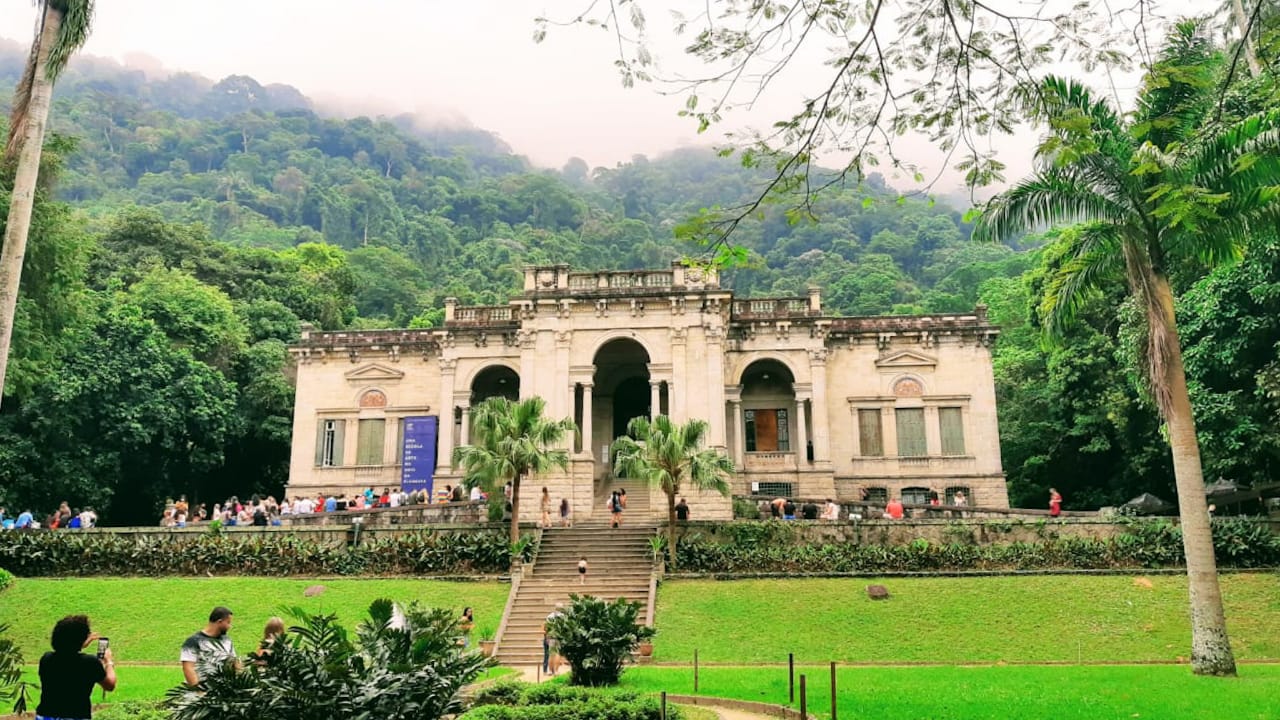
[939,407,965,455]
[357,419,385,466]
[332,420,346,466]
[858,409,883,456]
[895,408,926,457]
[314,422,326,466]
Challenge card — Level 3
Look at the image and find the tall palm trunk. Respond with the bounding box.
[665,485,678,570]
[510,473,522,546]
[0,6,61,406]
[1153,273,1237,676]
[1231,0,1262,77]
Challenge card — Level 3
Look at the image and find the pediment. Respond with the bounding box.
[344,363,405,383]
[875,350,937,370]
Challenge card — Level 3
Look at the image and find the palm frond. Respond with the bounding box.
[1037,223,1126,341]
[974,171,1129,244]
[45,0,95,81]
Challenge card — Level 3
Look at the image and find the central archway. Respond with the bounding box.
[591,338,651,472]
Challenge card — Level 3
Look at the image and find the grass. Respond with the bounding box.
[0,577,509,663]
[621,664,1280,720]
[654,574,1280,663]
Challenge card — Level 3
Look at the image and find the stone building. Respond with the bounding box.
[287,263,1007,520]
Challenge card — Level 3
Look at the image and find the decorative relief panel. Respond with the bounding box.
[893,377,924,397]
[359,389,388,408]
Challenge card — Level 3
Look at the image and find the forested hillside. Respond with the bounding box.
[0,45,1275,524]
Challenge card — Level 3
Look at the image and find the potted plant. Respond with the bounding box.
[478,627,497,657]
[638,639,654,657]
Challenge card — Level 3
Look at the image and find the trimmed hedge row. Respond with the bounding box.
[0,528,535,577]
[465,681,676,720]
[673,519,1280,573]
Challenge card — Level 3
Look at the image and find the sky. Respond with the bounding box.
[0,0,1223,191]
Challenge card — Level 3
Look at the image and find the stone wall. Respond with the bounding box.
[284,500,486,527]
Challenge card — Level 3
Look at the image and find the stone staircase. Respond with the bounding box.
[493,481,658,667]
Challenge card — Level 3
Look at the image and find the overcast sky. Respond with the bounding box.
[0,1,1221,189]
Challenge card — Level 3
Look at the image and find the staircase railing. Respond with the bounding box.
[491,526,542,658]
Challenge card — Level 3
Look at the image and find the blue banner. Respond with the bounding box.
[400,415,438,496]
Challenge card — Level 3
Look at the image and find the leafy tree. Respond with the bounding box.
[0,0,94,409]
[453,396,576,545]
[126,267,248,370]
[166,599,489,720]
[974,22,1280,675]
[545,594,654,687]
[0,620,30,715]
[611,415,733,568]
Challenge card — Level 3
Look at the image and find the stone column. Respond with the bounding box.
[704,325,728,447]
[670,327,688,421]
[518,330,537,400]
[436,358,457,473]
[650,380,661,419]
[809,349,831,463]
[730,399,744,469]
[459,402,472,447]
[794,394,810,466]
[554,331,573,422]
[581,382,594,458]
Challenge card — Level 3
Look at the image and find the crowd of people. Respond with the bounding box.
[0,502,97,530]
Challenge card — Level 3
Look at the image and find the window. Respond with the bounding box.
[895,408,926,457]
[356,418,385,466]
[858,409,883,456]
[753,481,795,498]
[939,407,965,455]
[315,419,345,467]
[863,487,888,504]
[902,486,931,505]
[745,408,790,452]
[945,486,972,506]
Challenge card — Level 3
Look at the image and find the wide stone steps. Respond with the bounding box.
[494,521,657,666]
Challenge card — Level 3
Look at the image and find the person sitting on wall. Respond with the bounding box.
[821,498,840,521]
[801,500,820,520]
[770,497,786,519]
[452,484,465,502]
[884,496,904,520]
[783,498,797,520]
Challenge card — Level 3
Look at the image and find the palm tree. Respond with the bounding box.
[0,0,94,406]
[975,21,1280,676]
[612,415,733,569]
[453,396,576,545]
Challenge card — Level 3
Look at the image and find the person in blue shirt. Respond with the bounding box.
[324,495,337,513]
[15,510,35,529]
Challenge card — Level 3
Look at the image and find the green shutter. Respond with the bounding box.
[858,409,883,456]
[331,420,345,466]
[939,407,965,455]
[895,408,926,457]
[314,422,326,466]
[356,419,385,466]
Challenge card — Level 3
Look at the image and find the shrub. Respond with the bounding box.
[461,680,674,720]
[0,622,30,715]
[166,598,491,720]
[546,595,654,687]
[0,529,533,577]
[96,701,169,720]
[0,568,13,592]
[670,519,1280,573]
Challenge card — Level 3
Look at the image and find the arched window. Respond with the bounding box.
[945,486,972,506]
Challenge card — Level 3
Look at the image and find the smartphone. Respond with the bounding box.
[96,637,109,658]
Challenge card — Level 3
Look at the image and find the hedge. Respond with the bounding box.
[673,518,1280,573]
[465,681,676,720]
[0,528,535,577]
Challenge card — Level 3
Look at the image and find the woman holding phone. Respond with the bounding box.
[36,615,117,720]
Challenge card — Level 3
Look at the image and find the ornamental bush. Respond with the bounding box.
[545,595,655,687]
[672,519,1280,574]
[464,680,674,720]
[0,529,534,577]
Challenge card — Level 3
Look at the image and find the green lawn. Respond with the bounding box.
[621,665,1280,720]
[0,577,509,663]
[654,574,1280,663]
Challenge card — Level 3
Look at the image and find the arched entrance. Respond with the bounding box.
[590,338,651,475]
[739,359,797,454]
[471,365,520,405]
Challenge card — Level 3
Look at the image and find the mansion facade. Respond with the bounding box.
[287,263,1008,520]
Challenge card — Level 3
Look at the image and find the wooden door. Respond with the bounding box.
[754,410,779,451]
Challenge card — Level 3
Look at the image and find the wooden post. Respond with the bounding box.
[830,661,837,720]
[694,649,699,693]
[661,691,667,720]
[789,653,795,703]
[800,674,807,719]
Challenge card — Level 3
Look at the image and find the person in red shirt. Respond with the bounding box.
[1049,488,1063,517]
[884,496,904,520]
